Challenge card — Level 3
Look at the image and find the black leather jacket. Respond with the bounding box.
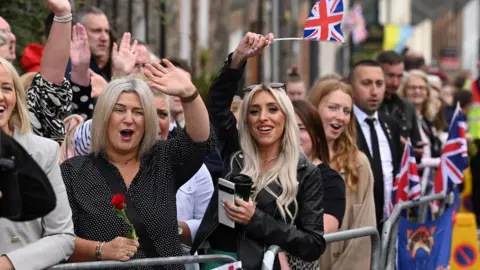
[190,54,326,269]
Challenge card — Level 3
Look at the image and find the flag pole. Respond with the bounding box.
[273,38,346,44]
[273,37,305,41]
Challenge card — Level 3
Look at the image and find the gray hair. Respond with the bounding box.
[238,85,300,223]
[428,75,443,89]
[91,78,158,157]
[75,6,106,25]
[154,91,171,118]
[0,30,9,46]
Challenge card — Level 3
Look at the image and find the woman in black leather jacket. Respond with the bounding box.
[191,32,326,270]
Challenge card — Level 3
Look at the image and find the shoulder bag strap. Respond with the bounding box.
[90,155,162,262]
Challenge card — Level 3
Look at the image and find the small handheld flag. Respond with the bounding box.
[303,0,345,43]
[434,103,468,196]
[392,141,421,205]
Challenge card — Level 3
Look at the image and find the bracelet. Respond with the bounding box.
[95,241,106,260]
[180,90,199,103]
[54,13,73,23]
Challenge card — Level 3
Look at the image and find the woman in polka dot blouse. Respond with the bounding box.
[60,59,215,270]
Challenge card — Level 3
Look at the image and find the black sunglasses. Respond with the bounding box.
[242,83,286,93]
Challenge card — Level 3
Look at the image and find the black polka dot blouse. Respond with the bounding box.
[61,128,216,270]
[71,82,94,120]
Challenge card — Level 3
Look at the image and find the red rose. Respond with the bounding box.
[111,194,126,210]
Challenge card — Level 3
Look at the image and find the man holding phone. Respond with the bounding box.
[377,51,425,159]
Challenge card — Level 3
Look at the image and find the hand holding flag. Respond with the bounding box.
[233,32,274,65]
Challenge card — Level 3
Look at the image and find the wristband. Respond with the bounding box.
[54,13,73,23]
[180,90,199,103]
[95,241,106,260]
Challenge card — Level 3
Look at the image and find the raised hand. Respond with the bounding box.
[90,69,108,98]
[231,32,274,68]
[46,0,71,16]
[144,59,196,98]
[112,32,138,77]
[71,24,90,70]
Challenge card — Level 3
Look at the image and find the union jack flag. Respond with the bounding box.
[303,0,345,43]
[434,104,469,196]
[392,141,421,206]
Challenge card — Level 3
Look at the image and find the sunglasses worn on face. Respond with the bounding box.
[242,83,286,93]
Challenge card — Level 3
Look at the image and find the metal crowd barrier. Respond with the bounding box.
[380,193,449,270]
[49,255,238,270]
[261,226,381,270]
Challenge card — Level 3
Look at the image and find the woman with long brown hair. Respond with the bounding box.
[292,100,346,234]
[309,79,376,270]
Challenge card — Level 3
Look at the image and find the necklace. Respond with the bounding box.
[112,157,138,167]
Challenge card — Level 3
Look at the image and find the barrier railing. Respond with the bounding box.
[261,226,381,270]
[380,193,448,269]
[49,255,238,270]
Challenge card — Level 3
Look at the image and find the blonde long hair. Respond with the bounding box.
[0,58,31,134]
[238,85,300,223]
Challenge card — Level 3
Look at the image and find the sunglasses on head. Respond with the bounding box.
[242,83,286,93]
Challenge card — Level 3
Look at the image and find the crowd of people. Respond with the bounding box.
[0,0,477,270]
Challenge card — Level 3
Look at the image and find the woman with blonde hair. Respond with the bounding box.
[0,2,76,269]
[192,32,325,270]
[61,60,215,269]
[398,70,442,170]
[309,79,376,270]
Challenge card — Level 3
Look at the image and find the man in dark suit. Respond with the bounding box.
[349,60,403,232]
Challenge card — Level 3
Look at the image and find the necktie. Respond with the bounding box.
[365,117,385,225]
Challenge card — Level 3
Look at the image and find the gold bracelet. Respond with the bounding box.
[95,241,105,260]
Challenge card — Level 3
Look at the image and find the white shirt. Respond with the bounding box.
[176,164,214,242]
[354,105,394,220]
[169,121,177,132]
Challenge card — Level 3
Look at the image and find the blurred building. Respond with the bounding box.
[76,0,479,85]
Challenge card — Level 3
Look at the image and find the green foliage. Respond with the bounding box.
[192,49,216,101]
[0,0,50,72]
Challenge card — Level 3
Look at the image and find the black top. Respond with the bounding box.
[61,129,215,270]
[71,82,94,120]
[317,163,346,228]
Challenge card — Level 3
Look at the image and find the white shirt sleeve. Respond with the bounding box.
[176,164,214,241]
[73,119,92,156]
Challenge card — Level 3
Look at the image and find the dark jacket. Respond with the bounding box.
[380,94,423,154]
[168,121,224,183]
[191,54,326,269]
